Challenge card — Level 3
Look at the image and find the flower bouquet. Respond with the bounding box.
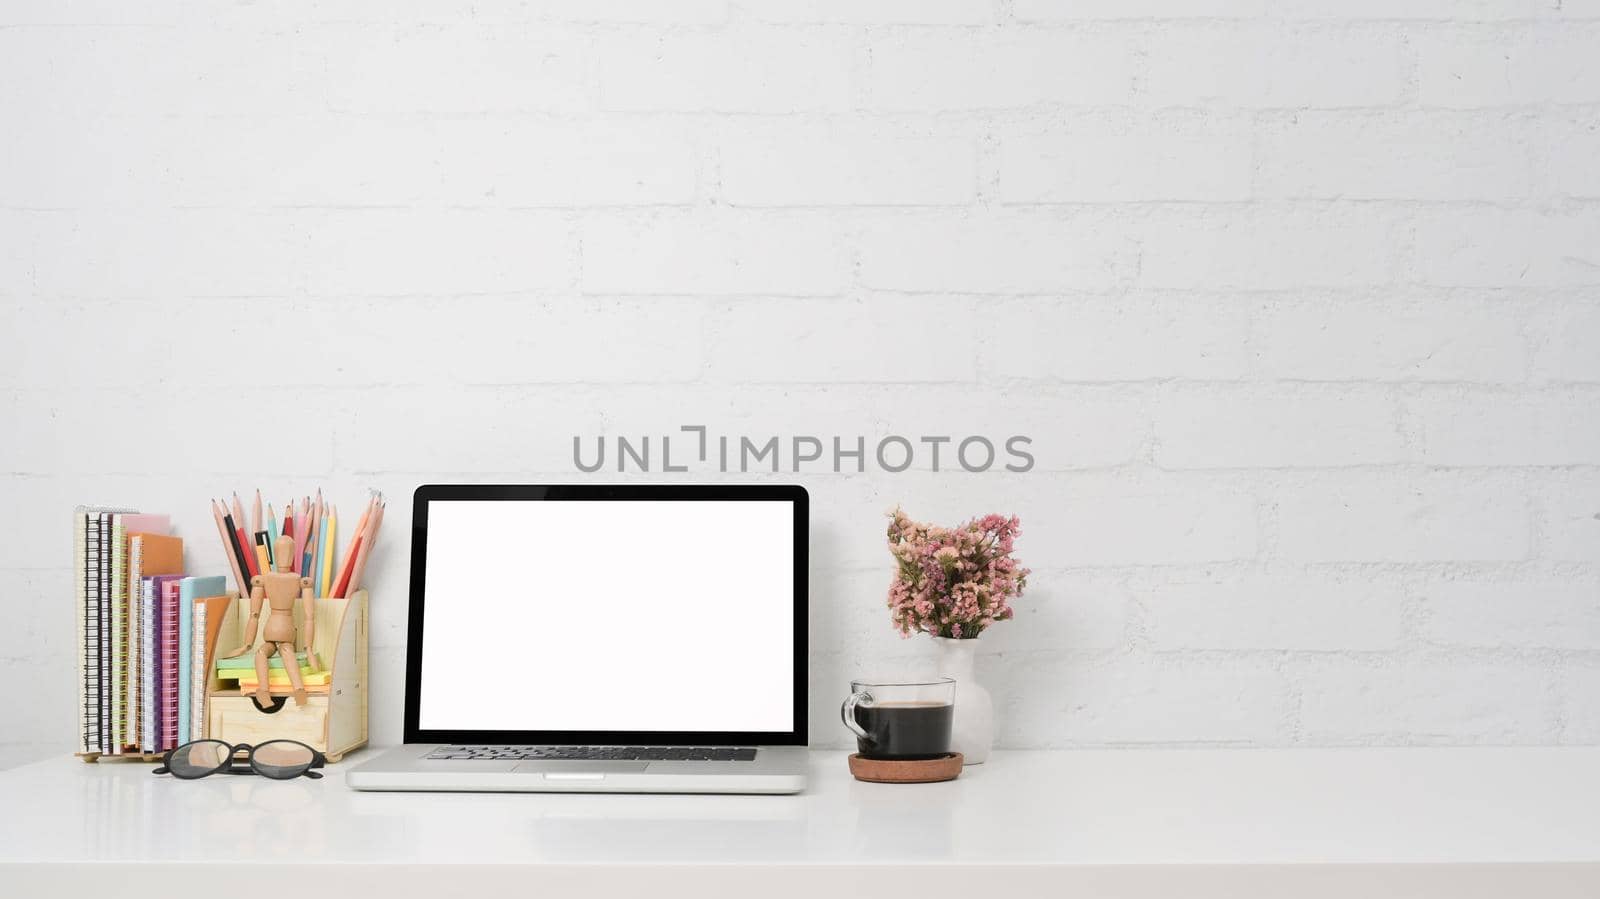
[885,507,1029,639]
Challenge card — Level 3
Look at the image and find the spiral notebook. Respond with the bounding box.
[116,515,171,754]
[131,534,183,745]
[140,576,157,754]
[96,512,111,753]
[159,577,181,751]
[74,507,132,755]
[73,510,96,754]
[108,514,127,753]
[139,574,180,753]
[177,575,227,742]
[191,603,209,744]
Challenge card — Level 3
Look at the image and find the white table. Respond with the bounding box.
[3,748,1598,897]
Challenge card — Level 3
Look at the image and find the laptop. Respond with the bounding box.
[346,484,809,794]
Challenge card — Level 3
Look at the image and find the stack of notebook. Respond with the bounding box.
[73,508,237,756]
[215,650,329,693]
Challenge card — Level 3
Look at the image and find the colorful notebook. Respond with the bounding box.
[108,514,127,753]
[177,576,226,742]
[132,535,184,583]
[76,506,136,754]
[199,594,239,670]
[96,512,112,752]
[194,593,240,743]
[117,514,170,753]
[215,650,315,671]
[234,676,331,690]
[73,509,98,754]
[191,602,208,743]
[127,532,143,750]
[142,574,183,752]
[128,531,182,752]
[159,577,182,751]
[232,666,331,688]
[139,577,157,754]
[238,683,331,694]
[218,664,321,681]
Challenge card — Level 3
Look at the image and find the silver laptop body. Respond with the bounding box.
[347,484,809,795]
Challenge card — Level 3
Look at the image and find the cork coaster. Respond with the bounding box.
[848,752,964,784]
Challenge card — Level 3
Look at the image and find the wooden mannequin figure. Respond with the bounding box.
[223,535,315,708]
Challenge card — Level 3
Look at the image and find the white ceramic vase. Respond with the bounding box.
[932,636,992,765]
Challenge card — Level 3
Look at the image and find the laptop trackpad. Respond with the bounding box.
[513,761,649,774]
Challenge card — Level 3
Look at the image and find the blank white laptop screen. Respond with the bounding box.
[417,499,795,733]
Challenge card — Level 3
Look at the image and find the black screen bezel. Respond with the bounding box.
[403,483,809,746]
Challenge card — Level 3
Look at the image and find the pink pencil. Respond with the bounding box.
[347,500,385,596]
[291,496,310,573]
[332,494,377,598]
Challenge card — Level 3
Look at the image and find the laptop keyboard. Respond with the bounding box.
[427,745,758,762]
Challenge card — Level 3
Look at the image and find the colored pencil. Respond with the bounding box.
[223,513,253,589]
[310,491,324,578]
[344,494,380,596]
[319,506,337,598]
[329,506,342,596]
[252,489,263,536]
[330,535,362,599]
[282,505,294,572]
[236,522,258,579]
[211,500,249,599]
[231,493,247,535]
[332,495,376,598]
[300,499,316,578]
[312,506,327,598]
[293,497,309,574]
[347,499,384,596]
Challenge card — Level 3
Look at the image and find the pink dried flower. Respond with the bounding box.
[884,507,1030,640]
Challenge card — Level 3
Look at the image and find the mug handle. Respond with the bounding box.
[840,690,873,742]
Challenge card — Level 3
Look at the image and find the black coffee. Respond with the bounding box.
[853,702,954,760]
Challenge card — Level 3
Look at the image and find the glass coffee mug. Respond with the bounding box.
[841,678,956,760]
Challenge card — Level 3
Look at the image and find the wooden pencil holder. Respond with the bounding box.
[205,590,369,762]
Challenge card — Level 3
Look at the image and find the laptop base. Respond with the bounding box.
[346,744,808,794]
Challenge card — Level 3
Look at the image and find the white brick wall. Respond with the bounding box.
[1273,477,1530,563]
[3,0,1599,766]
[862,30,1140,110]
[719,123,977,206]
[1144,26,1411,109]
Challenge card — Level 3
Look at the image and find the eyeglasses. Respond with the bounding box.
[153,739,326,780]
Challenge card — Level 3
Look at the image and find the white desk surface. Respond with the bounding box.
[4,747,1598,898]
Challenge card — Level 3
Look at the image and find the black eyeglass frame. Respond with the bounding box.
[153,739,327,780]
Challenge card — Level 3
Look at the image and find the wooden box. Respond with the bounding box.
[205,590,369,762]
